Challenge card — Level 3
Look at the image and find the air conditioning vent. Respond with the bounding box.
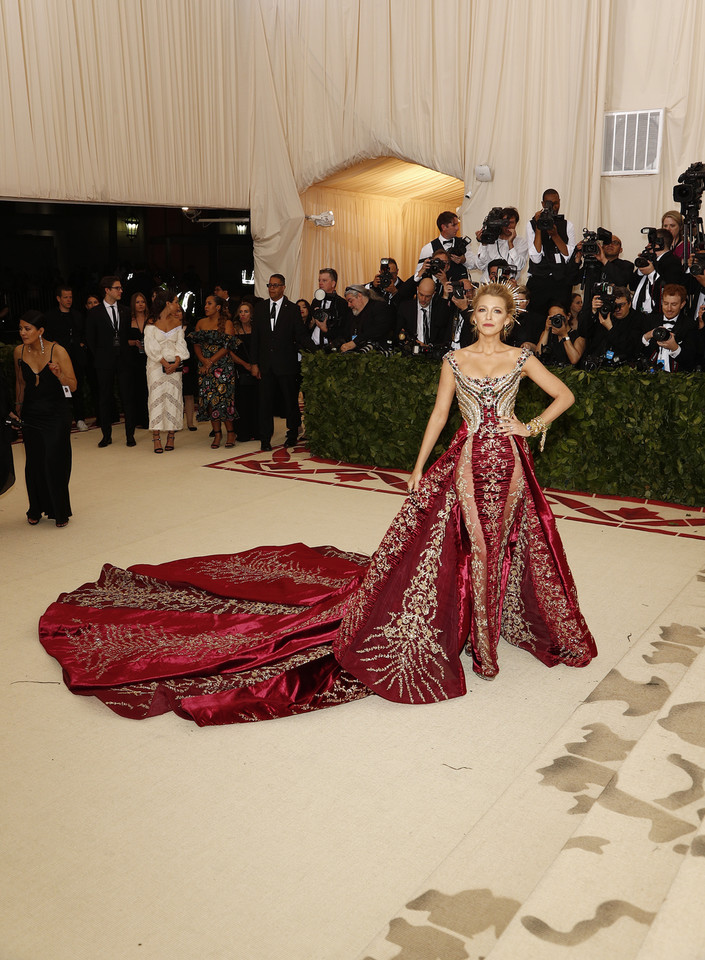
[602,110,663,176]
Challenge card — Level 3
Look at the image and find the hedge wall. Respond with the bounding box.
[302,353,705,507]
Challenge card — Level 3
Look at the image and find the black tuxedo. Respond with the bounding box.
[640,311,697,371]
[251,297,316,444]
[86,301,133,441]
[395,295,450,346]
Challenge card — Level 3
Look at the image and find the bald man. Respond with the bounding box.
[395,277,451,348]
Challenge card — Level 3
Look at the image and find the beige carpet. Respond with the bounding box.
[2,422,704,960]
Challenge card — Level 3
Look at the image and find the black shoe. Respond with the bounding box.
[188,426,197,432]
[126,437,136,447]
[284,433,298,447]
[98,437,112,448]
[260,442,272,451]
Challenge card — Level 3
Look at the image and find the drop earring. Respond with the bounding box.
[40,334,45,354]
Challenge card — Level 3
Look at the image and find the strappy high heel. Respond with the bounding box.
[153,433,163,454]
[165,431,175,451]
[225,431,236,448]
[211,431,222,449]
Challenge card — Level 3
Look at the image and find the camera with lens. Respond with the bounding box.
[496,264,517,282]
[479,207,508,245]
[673,162,705,206]
[689,248,705,277]
[550,313,568,329]
[634,227,665,268]
[582,351,623,371]
[379,258,393,289]
[581,227,612,260]
[652,326,672,343]
[535,200,555,233]
[451,235,472,256]
[593,281,616,317]
[311,305,330,323]
[422,257,445,278]
[452,282,466,300]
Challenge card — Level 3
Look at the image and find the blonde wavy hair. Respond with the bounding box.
[472,281,517,339]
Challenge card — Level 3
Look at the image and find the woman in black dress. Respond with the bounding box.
[127,292,150,429]
[14,310,77,526]
[230,301,259,442]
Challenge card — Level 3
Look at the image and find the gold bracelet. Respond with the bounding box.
[526,415,549,452]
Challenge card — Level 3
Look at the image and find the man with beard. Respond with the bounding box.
[341,286,394,352]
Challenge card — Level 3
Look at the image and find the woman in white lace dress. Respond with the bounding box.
[144,290,189,453]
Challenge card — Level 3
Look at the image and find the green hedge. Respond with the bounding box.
[302,353,705,507]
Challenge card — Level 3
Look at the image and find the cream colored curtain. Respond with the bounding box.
[2,0,705,293]
[299,160,465,298]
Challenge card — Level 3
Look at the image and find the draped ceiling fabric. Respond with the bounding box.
[1,0,705,296]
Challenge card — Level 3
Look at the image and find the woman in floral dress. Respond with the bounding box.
[190,295,237,448]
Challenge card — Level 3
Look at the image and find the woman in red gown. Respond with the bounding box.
[39,284,596,724]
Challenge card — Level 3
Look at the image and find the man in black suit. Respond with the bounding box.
[395,277,451,349]
[640,283,697,371]
[632,229,686,318]
[310,267,352,348]
[85,275,134,447]
[251,274,317,450]
[43,285,88,430]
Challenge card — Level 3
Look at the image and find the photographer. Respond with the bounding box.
[583,286,641,365]
[475,206,528,282]
[512,285,544,350]
[341,285,394,353]
[416,211,475,282]
[573,231,634,290]
[640,283,697,371]
[632,229,686,317]
[367,258,403,304]
[536,302,586,367]
[310,268,352,349]
[527,189,576,315]
[445,279,476,349]
[412,248,461,288]
[395,277,451,350]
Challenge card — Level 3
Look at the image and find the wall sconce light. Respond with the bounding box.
[236,223,247,235]
[305,210,335,227]
[125,216,140,239]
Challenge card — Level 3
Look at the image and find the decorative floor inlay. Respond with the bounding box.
[209,444,705,539]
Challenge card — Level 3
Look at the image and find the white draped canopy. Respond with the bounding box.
[1,0,704,296]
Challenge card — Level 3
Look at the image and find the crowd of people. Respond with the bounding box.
[6,189,705,528]
[294,195,705,373]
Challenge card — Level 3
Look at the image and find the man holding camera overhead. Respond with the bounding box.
[416,211,475,283]
[526,188,576,316]
[475,206,529,282]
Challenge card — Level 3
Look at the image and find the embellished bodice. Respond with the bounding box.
[445,347,531,435]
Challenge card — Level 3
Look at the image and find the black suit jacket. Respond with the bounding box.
[350,300,393,348]
[640,311,698,371]
[395,295,451,346]
[251,297,316,375]
[85,302,130,365]
[313,292,352,347]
